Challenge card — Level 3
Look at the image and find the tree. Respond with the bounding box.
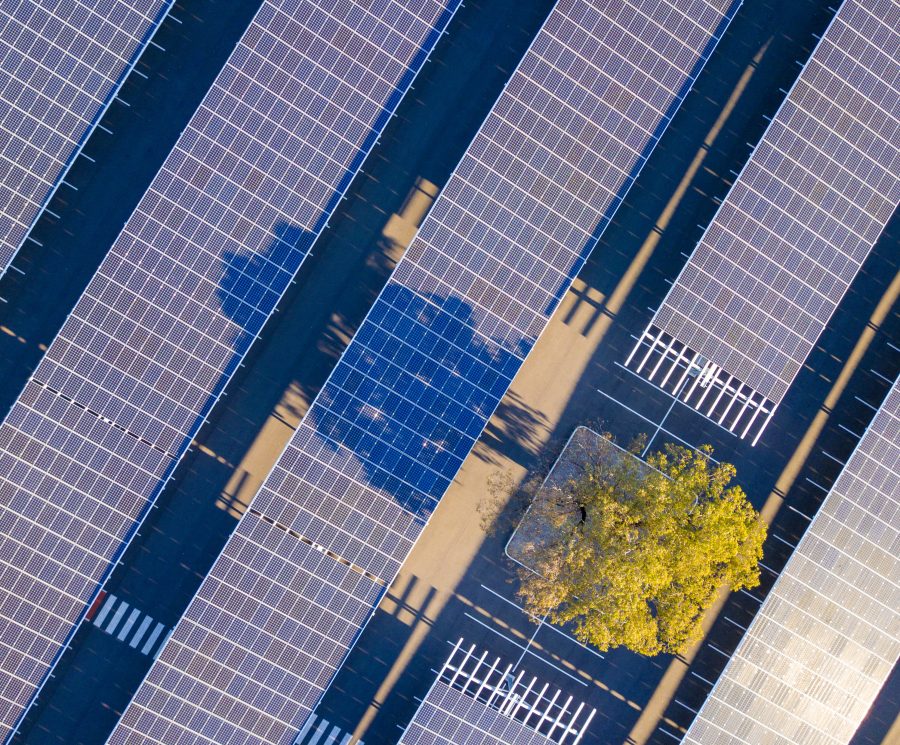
[515,437,766,657]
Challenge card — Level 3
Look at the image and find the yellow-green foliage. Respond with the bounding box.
[516,442,766,657]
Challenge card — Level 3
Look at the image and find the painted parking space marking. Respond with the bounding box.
[462,611,589,687]
[293,713,360,745]
[117,608,141,640]
[479,583,605,662]
[104,602,128,635]
[92,594,117,627]
[86,593,170,657]
[141,622,166,656]
[129,616,153,648]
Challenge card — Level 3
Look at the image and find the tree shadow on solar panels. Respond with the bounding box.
[303,282,546,523]
[216,222,314,366]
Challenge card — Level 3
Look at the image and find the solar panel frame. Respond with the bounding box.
[0,0,175,277]
[0,0,461,739]
[107,1,741,742]
[626,0,900,444]
[682,373,900,744]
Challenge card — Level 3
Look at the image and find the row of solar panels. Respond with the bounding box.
[0,0,461,738]
[0,0,176,277]
[105,0,741,742]
[627,0,900,443]
[685,372,900,745]
[104,0,899,741]
[0,0,896,743]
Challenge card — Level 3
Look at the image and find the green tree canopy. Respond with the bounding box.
[516,439,766,656]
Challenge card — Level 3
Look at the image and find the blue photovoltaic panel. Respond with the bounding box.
[0,0,174,276]
[684,374,900,744]
[109,1,739,742]
[628,0,900,444]
[0,0,459,738]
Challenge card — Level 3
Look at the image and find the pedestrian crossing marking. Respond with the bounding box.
[293,714,361,745]
[87,593,169,658]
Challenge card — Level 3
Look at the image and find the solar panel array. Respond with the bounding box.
[0,0,175,276]
[684,373,900,744]
[627,0,900,444]
[399,639,595,745]
[108,1,740,742]
[0,0,460,738]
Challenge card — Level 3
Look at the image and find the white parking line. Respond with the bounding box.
[292,715,360,745]
[117,608,142,641]
[512,613,547,670]
[642,374,692,456]
[129,616,153,648]
[93,594,117,627]
[659,725,683,740]
[153,628,174,660]
[479,584,605,661]
[322,725,342,745]
[141,622,165,655]
[480,583,537,618]
[463,612,588,687]
[307,718,330,745]
[90,595,172,656]
[614,360,736,441]
[674,698,698,713]
[104,602,128,634]
[596,386,718,461]
[805,477,830,493]
[293,714,317,743]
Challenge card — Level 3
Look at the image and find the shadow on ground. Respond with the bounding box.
[309,0,900,743]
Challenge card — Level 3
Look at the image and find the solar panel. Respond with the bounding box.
[626,0,900,445]
[683,373,900,744]
[399,639,596,745]
[108,1,740,742]
[0,0,459,738]
[0,0,175,277]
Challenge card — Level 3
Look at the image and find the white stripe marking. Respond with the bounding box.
[141,622,165,655]
[93,595,117,626]
[322,725,342,745]
[307,718,330,745]
[129,616,153,648]
[153,629,174,660]
[104,602,128,634]
[117,608,142,641]
[293,714,317,744]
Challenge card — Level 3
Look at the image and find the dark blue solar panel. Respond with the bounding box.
[110,0,740,743]
[0,0,174,277]
[0,0,459,738]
